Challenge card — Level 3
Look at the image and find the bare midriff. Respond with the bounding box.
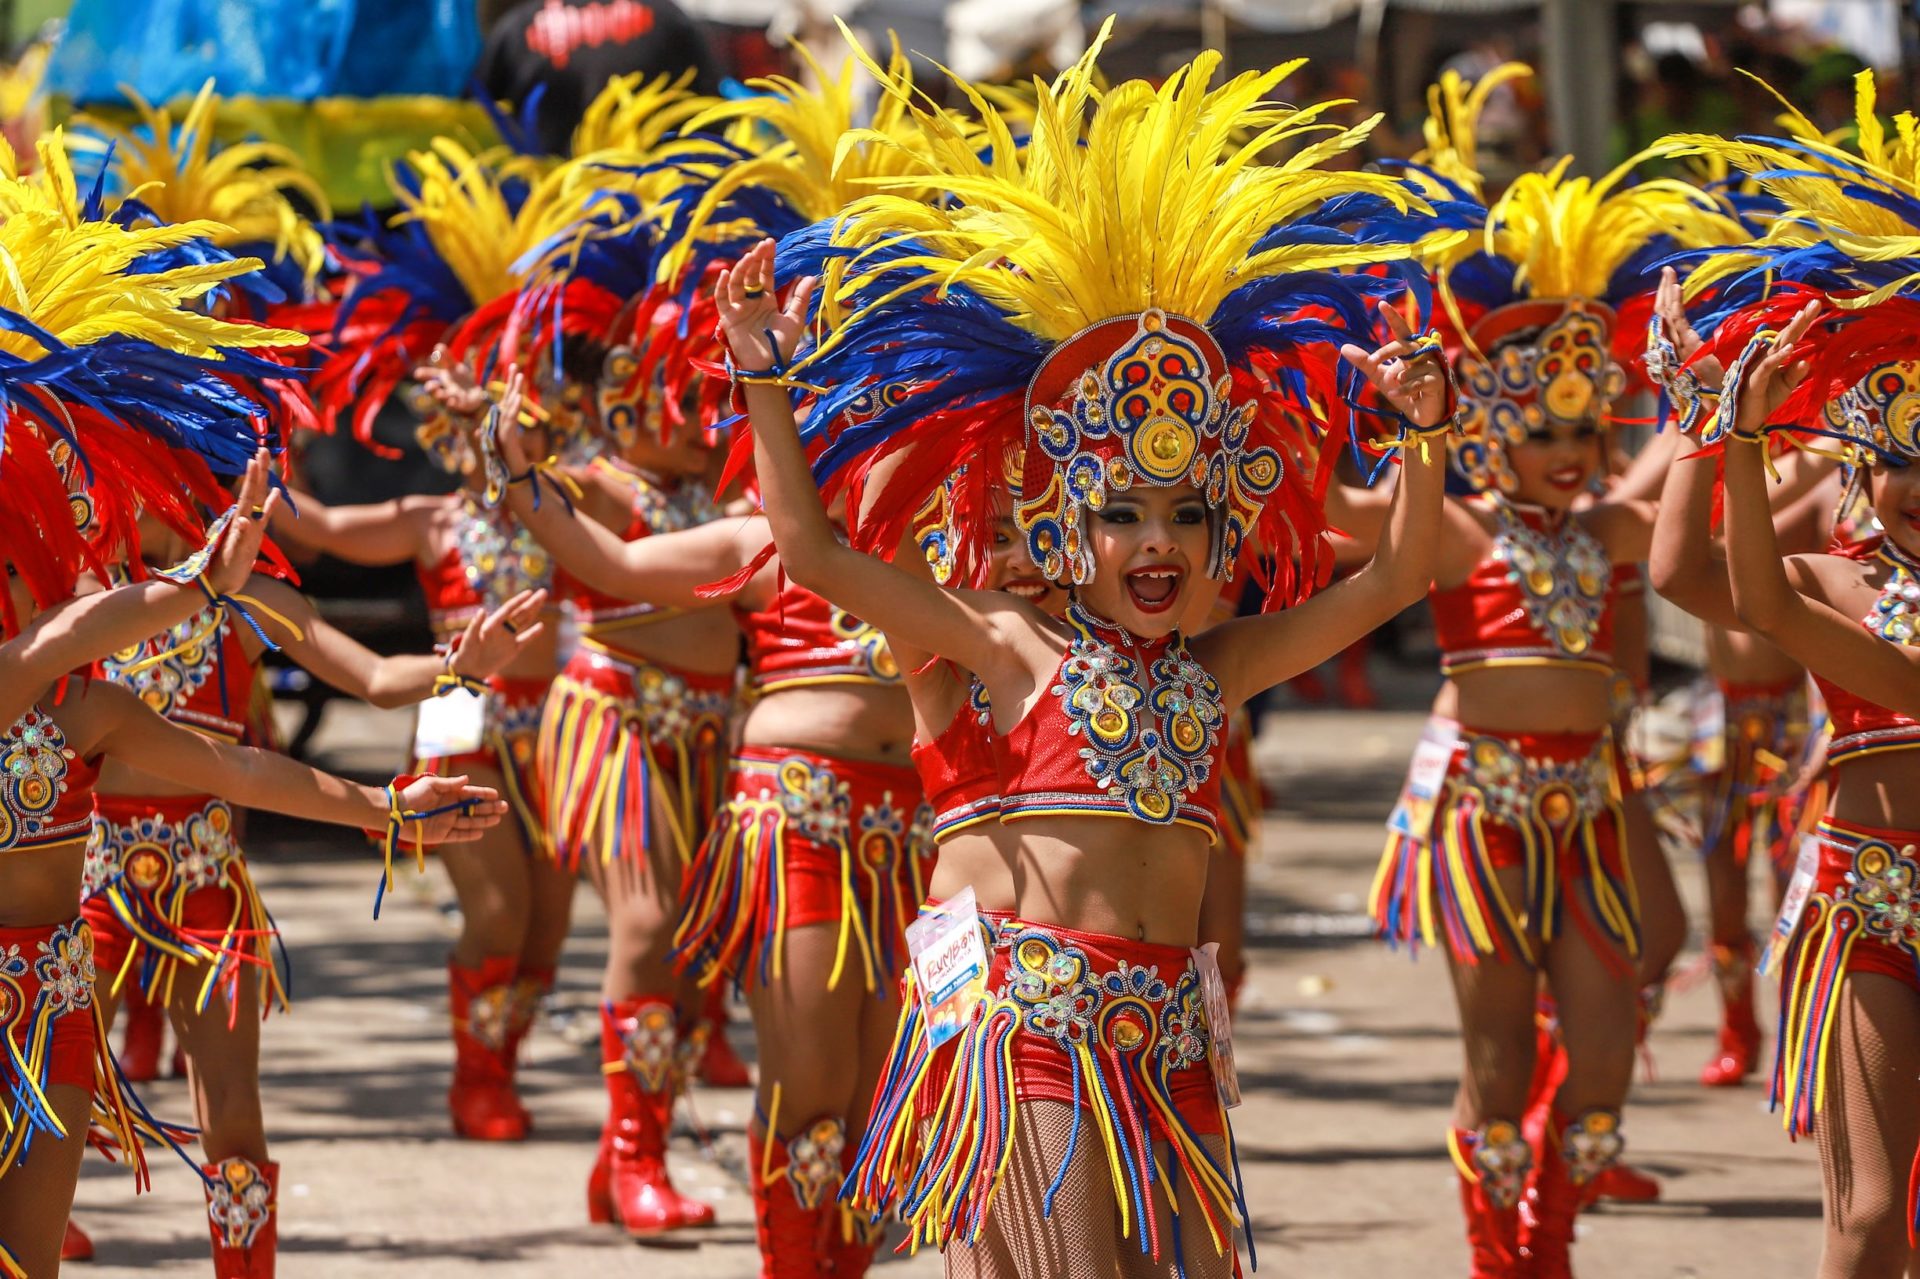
[1441,665,1617,735]
[737,683,916,766]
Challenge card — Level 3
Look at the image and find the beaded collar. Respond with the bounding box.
[1490,499,1611,659]
[455,494,553,612]
[1868,536,1920,646]
[1053,601,1224,825]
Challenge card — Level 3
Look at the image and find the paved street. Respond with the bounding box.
[71,686,1823,1278]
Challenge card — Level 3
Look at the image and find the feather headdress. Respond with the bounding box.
[1390,64,1743,493]
[0,186,309,625]
[1656,72,1920,472]
[296,142,607,452]
[778,29,1432,607]
[74,81,330,302]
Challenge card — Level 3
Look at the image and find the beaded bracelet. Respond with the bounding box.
[1703,329,1779,447]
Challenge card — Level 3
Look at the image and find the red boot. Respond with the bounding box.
[120,988,166,1083]
[587,998,714,1235]
[62,1219,93,1261]
[1451,1123,1528,1278]
[1700,941,1762,1087]
[204,1156,278,1278]
[749,1122,843,1278]
[1524,1110,1621,1279]
[502,964,553,1098]
[448,957,528,1141]
[693,984,752,1089]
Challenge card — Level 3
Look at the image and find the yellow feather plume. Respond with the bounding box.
[1655,69,1920,306]
[653,36,947,285]
[804,21,1427,350]
[74,81,330,284]
[0,197,305,361]
[1409,61,1532,201]
[390,141,613,308]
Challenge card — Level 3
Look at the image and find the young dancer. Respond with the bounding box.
[718,33,1456,1274]
[1360,64,1743,1277]
[1648,73,1920,1272]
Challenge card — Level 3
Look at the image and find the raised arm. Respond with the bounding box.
[1649,430,1742,628]
[2,452,277,725]
[242,575,547,708]
[1200,302,1452,708]
[720,239,1051,692]
[77,678,505,842]
[480,376,771,611]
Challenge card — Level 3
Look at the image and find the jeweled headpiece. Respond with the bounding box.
[783,27,1433,604]
[1394,64,1742,493]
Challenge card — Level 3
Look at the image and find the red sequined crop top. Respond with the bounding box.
[2,708,99,854]
[418,496,553,633]
[1814,537,1920,764]
[554,461,720,634]
[95,603,256,742]
[994,603,1224,842]
[910,677,1000,841]
[1430,500,1615,676]
[735,575,901,694]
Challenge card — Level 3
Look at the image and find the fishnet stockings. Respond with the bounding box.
[944,1099,1235,1278]
[1815,972,1920,1279]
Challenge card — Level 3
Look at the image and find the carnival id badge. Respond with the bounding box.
[412,688,487,759]
[1388,720,1460,843]
[1191,943,1242,1109]
[907,887,990,1050]
[1764,834,1822,977]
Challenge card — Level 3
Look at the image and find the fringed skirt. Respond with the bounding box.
[82,795,285,1016]
[415,674,552,859]
[535,646,732,871]
[0,917,189,1193]
[1370,720,1638,970]
[672,747,934,994]
[1704,676,1812,873]
[844,912,1246,1270]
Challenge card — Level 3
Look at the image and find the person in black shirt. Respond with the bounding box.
[476,0,722,155]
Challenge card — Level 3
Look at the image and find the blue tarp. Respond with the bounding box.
[49,0,481,103]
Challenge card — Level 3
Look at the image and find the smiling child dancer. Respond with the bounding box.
[1648,75,1920,1275]
[268,138,633,1147]
[1355,65,1745,1276]
[718,35,1456,1275]
[0,194,505,1274]
[483,55,967,1268]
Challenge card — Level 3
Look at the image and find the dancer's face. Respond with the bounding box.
[988,515,1064,615]
[1870,463,1920,559]
[1080,483,1210,637]
[1506,419,1603,510]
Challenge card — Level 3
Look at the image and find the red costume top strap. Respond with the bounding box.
[1813,537,1920,764]
[735,575,902,694]
[417,495,553,634]
[910,676,1001,840]
[995,602,1224,841]
[96,601,256,742]
[1,707,99,854]
[1430,499,1615,676]
[556,459,720,634]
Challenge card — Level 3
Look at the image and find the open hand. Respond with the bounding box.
[1730,300,1820,442]
[208,451,281,595]
[450,588,548,679]
[1340,301,1452,430]
[1654,266,1724,393]
[411,347,491,420]
[393,775,507,844]
[714,238,816,373]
